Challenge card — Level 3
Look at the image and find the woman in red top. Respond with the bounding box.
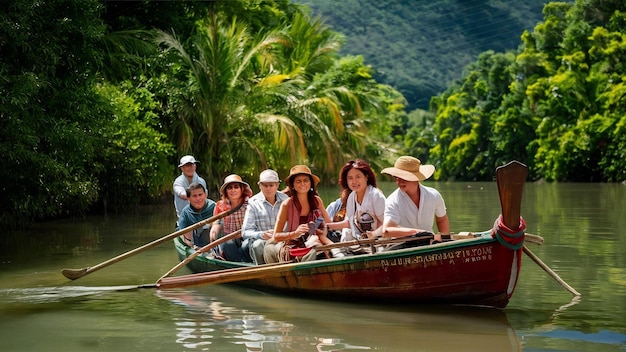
[263,165,333,263]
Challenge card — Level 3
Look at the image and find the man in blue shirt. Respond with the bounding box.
[177,182,216,248]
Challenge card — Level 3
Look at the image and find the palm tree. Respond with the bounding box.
[155,10,365,191]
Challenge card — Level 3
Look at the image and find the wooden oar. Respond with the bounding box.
[496,160,580,297]
[525,233,544,245]
[61,202,243,280]
[523,245,581,296]
[155,234,436,289]
[315,233,434,251]
[157,260,300,289]
[158,230,242,281]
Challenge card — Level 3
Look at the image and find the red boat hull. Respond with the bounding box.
[163,233,522,308]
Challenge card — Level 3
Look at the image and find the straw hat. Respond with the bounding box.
[285,165,320,186]
[219,174,250,194]
[381,156,435,182]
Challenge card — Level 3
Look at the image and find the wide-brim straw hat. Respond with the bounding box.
[381,156,435,182]
[219,174,250,194]
[285,165,320,186]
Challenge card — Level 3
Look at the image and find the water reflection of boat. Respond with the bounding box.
[160,161,529,309]
[157,285,521,352]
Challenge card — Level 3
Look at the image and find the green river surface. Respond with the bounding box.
[1,181,624,351]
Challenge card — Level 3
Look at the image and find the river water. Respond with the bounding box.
[1,181,624,351]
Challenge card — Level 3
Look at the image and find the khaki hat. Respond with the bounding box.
[178,155,199,167]
[381,156,435,182]
[285,165,320,186]
[219,174,250,194]
[258,169,281,184]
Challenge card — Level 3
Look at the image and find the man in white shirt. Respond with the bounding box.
[381,156,450,243]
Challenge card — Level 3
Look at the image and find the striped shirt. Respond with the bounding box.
[242,191,288,240]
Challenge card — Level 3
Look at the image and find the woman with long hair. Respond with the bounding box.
[263,165,333,263]
[326,159,386,241]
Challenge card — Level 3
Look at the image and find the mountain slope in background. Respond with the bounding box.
[296,0,548,110]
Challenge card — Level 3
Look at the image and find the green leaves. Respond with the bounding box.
[154,10,396,191]
[426,0,626,182]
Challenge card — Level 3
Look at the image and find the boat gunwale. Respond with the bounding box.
[175,229,501,271]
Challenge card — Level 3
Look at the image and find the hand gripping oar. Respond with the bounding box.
[61,202,243,280]
[496,161,580,297]
[157,230,242,281]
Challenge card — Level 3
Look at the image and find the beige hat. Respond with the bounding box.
[285,165,320,186]
[178,155,199,167]
[219,174,250,194]
[381,156,435,182]
[258,169,281,184]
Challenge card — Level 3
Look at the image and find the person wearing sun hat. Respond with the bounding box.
[209,174,253,262]
[173,155,207,225]
[241,169,289,265]
[381,156,450,243]
[263,165,334,263]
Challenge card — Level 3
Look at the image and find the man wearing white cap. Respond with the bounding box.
[241,169,288,265]
[381,156,450,243]
[173,155,207,224]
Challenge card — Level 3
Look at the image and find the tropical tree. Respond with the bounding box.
[0,0,177,228]
[426,0,626,182]
[154,11,370,192]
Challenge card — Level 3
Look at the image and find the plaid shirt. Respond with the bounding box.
[214,199,248,234]
[241,191,288,240]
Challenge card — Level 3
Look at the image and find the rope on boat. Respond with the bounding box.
[491,215,526,250]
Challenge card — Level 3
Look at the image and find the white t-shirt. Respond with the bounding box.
[384,183,446,233]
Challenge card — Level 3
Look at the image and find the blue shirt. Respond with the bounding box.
[177,199,216,246]
[173,172,207,218]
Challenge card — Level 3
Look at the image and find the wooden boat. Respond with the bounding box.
[158,161,528,308]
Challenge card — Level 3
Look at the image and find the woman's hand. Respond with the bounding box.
[295,223,309,237]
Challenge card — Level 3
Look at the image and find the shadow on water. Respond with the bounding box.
[4,282,622,352]
[1,283,521,352]
[156,285,523,352]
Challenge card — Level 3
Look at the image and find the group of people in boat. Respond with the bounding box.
[173,155,450,264]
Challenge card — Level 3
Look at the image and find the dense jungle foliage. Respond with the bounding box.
[425,0,626,182]
[1,0,625,228]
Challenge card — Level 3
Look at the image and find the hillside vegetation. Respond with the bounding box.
[297,0,548,109]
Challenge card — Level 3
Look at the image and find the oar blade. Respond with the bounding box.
[59,202,243,280]
[61,268,89,280]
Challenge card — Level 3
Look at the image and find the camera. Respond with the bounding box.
[355,212,374,232]
[308,217,324,236]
